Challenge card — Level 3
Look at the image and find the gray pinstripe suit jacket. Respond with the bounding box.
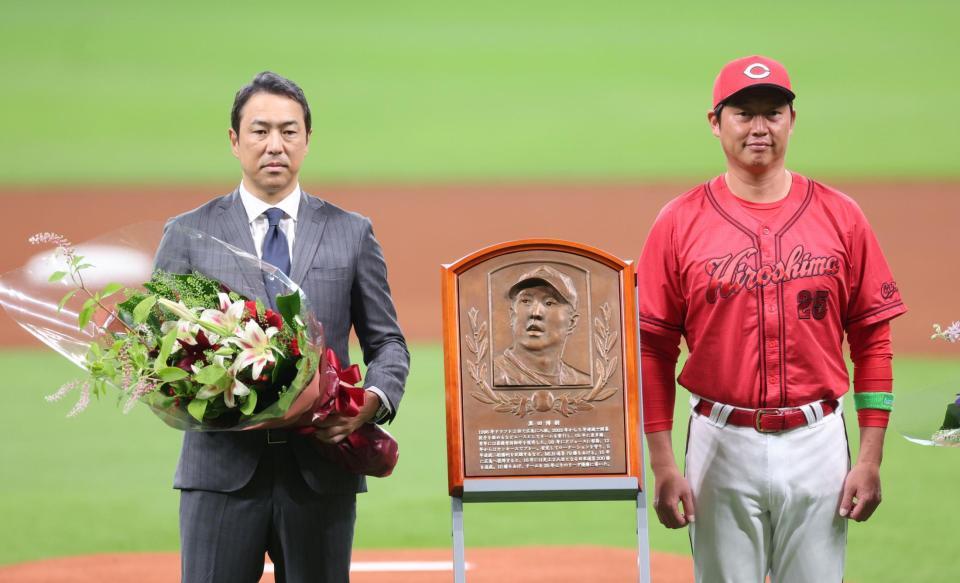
[154,189,409,494]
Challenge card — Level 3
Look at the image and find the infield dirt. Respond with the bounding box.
[0,181,955,355]
[0,547,693,583]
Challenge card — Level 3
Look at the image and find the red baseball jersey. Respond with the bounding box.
[638,173,906,430]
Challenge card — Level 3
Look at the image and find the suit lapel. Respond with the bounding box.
[290,192,328,286]
[215,190,269,299]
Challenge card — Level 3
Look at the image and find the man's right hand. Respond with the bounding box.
[646,430,695,528]
[652,464,696,528]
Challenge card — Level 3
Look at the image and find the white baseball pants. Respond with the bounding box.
[685,399,849,583]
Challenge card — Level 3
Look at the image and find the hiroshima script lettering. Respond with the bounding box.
[705,244,840,303]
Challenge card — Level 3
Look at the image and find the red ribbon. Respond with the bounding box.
[327,348,362,387]
[295,348,364,435]
[295,348,399,477]
[326,348,364,418]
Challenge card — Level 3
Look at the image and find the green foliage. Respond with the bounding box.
[276,291,301,329]
[131,295,157,324]
[53,264,319,425]
[240,389,257,416]
[156,367,189,382]
[56,289,77,311]
[144,271,222,309]
[99,283,123,299]
[265,348,316,414]
[271,351,296,386]
[69,254,87,269]
[193,364,227,386]
[186,398,208,422]
[77,298,96,329]
[154,327,178,371]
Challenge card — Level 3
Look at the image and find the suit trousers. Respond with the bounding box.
[685,404,849,583]
[179,442,357,583]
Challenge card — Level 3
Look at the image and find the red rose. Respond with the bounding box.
[289,337,301,357]
[264,309,283,330]
[244,300,259,319]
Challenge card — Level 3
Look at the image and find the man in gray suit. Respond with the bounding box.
[155,71,409,583]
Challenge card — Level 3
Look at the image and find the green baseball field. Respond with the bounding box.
[1,1,958,582]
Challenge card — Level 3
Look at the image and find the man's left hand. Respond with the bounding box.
[311,390,381,444]
[839,462,882,521]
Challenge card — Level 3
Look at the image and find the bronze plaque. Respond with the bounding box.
[443,240,641,494]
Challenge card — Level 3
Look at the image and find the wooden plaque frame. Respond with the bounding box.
[442,239,643,499]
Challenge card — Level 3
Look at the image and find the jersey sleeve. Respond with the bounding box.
[640,331,681,433]
[637,206,684,432]
[637,207,685,337]
[849,321,893,428]
[844,205,907,332]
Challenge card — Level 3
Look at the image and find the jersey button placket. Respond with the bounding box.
[759,228,782,407]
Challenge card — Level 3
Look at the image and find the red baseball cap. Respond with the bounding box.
[712,55,795,109]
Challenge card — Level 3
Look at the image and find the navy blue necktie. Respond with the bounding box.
[261,208,291,303]
[261,208,291,275]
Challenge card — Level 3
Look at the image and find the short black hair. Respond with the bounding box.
[231,71,312,134]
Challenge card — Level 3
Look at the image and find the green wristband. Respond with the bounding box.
[854,392,894,411]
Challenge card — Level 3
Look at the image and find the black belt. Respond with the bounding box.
[266,429,291,445]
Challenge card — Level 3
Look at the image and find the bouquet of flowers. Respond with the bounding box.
[929,322,960,447]
[0,223,398,475]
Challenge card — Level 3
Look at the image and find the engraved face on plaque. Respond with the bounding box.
[456,249,628,478]
[492,264,591,388]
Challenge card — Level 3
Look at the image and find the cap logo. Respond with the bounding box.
[743,63,771,79]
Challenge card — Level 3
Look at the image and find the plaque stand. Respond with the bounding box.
[450,478,651,583]
[442,240,651,583]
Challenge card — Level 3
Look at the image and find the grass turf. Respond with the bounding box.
[0,347,957,582]
[1,1,958,184]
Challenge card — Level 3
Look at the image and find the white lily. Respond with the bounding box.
[227,319,280,380]
[224,377,251,408]
[194,355,250,408]
[217,293,232,311]
[195,374,251,408]
[157,298,199,322]
[198,294,246,339]
[160,318,201,353]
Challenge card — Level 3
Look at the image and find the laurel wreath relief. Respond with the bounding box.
[465,303,620,417]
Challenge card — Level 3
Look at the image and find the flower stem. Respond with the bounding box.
[71,267,138,336]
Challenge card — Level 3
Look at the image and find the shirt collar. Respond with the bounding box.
[238,182,302,224]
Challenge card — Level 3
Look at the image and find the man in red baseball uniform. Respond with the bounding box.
[638,56,905,582]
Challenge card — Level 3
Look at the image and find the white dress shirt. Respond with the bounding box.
[236,182,392,421]
[238,181,300,259]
